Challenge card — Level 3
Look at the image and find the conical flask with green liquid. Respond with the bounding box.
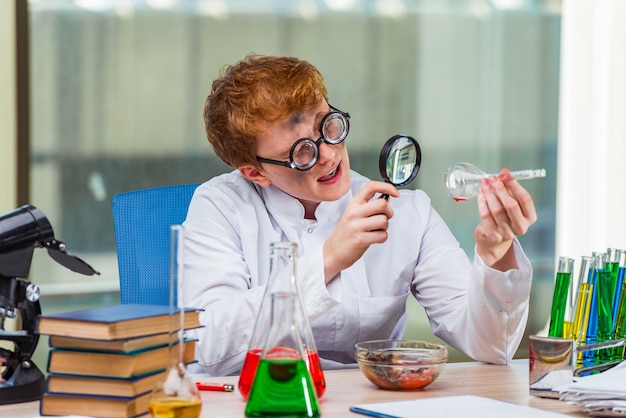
[245,291,320,418]
[238,242,325,400]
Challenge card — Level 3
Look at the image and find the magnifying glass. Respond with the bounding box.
[378,134,421,200]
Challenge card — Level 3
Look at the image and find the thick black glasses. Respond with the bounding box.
[256,105,350,171]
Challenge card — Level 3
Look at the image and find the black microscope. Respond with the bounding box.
[0,205,98,404]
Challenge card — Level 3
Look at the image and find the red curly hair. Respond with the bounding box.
[203,54,328,168]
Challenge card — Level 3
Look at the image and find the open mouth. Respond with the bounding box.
[318,164,340,183]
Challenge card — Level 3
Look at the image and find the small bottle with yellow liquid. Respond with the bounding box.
[148,362,202,418]
[149,398,202,418]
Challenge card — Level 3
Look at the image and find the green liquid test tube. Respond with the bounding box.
[596,267,614,362]
[613,267,626,360]
[606,248,623,306]
[548,257,574,338]
[596,268,614,343]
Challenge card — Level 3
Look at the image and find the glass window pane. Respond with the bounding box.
[28,0,560,358]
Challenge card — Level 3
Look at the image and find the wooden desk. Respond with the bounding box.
[1,359,585,417]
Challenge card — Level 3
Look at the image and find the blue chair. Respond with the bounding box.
[112,183,200,305]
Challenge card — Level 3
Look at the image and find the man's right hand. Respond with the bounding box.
[322,181,399,284]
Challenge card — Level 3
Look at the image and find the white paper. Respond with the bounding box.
[550,361,626,415]
[555,360,626,394]
[350,395,572,418]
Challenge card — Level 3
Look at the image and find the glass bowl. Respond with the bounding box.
[355,339,448,390]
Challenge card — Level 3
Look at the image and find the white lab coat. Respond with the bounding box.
[183,170,532,377]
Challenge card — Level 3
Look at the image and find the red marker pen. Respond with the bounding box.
[195,382,235,392]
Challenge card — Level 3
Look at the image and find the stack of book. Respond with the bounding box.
[36,304,202,418]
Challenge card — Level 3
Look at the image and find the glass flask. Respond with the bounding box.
[148,225,202,418]
[238,242,325,400]
[444,162,546,201]
[245,292,320,418]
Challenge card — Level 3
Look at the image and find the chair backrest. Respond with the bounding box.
[112,183,200,305]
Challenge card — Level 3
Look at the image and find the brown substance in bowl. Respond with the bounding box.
[355,341,447,390]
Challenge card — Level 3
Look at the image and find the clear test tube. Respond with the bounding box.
[548,256,575,338]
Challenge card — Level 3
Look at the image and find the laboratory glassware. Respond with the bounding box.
[238,242,325,400]
[444,162,546,201]
[148,225,201,418]
[245,292,320,418]
[548,256,574,338]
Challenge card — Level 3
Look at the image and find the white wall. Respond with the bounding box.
[556,0,626,261]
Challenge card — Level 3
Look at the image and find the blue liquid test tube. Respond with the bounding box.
[610,250,626,327]
[612,267,625,330]
[582,254,601,368]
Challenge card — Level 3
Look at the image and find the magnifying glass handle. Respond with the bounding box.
[379,193,389,201]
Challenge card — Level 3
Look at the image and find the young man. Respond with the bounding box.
[184,54,537,376]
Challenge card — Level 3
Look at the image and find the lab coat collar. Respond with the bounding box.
[261,184,353,225]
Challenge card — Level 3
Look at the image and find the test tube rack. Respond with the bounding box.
[529,335,626,399]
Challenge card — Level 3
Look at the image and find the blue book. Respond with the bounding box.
[37,303,201,340]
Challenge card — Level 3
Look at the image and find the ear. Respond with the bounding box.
[239,164,272,187]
